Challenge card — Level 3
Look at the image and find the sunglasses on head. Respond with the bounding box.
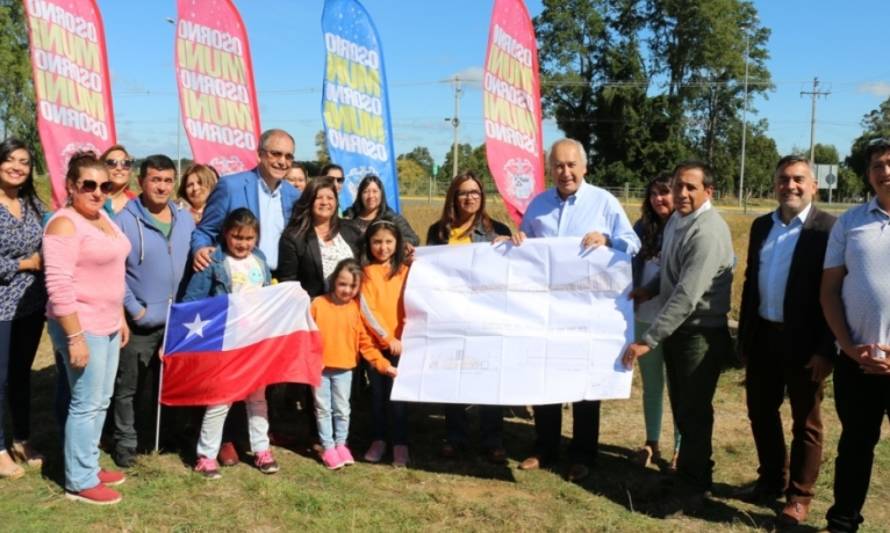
[78,179,114,194]
[104,158,134,170]
[326,175,346,184]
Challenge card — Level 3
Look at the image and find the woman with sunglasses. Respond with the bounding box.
[342,174,419,248]
[43,152,131,505]
[425,171,512,464]
[99,144,137,215]
[0,138,48,479]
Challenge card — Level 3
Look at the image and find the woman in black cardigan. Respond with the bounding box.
[278,177,362,297]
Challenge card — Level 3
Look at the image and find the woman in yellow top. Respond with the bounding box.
[425,172,512,464]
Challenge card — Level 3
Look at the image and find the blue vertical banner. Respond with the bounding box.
[321,0,400,213]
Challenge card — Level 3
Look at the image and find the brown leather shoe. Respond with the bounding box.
[778,500,810,526]
[518,455,541,470]
[566,463,589,482]
[218,441,240,467]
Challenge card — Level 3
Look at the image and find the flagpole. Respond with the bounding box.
[155,301,174,453]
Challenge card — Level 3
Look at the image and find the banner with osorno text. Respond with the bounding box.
[321,0,400,212]
[24,0,116,208]
[174,0,261,176]
[391,238,634,405]
[483,0,545,226]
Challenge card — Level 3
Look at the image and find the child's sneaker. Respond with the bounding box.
[335,444,355,466]
[254,450,280,474]
[322,448,345,470]
[392,445,410,468]
[195,456,222,480]
[363,440,387,463]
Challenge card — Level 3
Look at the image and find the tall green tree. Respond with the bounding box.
[314,130,330,165]
[397,146,434,176]
[0,1,40,165]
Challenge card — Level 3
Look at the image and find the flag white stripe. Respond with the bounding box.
[221,282,317,351]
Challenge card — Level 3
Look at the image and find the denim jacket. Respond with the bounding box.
[181,247,272,301]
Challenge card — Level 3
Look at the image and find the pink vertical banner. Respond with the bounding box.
[482,0,545,226]
[23,0,117,208]
[174,0,261,176]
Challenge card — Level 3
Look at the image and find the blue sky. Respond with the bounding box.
[96,0,888,166]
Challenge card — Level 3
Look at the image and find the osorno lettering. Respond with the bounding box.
[324,33,379,69]
[178,20,243,55]
[27,0,98,42]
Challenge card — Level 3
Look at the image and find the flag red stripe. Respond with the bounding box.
[161,330,322,406]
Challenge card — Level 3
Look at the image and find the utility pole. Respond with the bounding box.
[738,32,750,212]
[445,76,462,179]
[801,77,831,162]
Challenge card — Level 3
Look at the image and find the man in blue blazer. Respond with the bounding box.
[191,128,301,276]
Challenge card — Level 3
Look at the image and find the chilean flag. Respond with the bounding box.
[160,282,323,406]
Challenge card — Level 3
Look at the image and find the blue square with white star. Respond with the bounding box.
[164,295,228,354]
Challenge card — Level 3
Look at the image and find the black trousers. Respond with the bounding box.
[0,313,45,446]
[826,355,890,532]
[532,400,600,465]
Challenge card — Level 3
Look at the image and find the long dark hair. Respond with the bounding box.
[285,176,340,241]
[362,217,405,279]
[222,207,260,245]
[638,172,673,260]
[434,171,493,243]
[343,174,390,219]
[0,138,43,215]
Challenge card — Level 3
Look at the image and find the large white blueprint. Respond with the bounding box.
[390,237,634,405]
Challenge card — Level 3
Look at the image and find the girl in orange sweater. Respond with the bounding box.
[359,219,411,467]
[311,258,397,470]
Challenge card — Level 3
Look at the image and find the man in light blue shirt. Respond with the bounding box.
[736,155,835,526]
[513,138,639,483]
[822,138,890,533]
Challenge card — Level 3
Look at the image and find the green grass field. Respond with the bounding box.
[3,197,889,532]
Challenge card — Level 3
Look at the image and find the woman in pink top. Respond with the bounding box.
[43,152,131,506]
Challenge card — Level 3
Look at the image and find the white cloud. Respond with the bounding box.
[445,66,484,86]
[858,82,890,97]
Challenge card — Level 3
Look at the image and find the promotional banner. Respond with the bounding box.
[321,0,400,212]
[24,0,116,208]
[174,0,261,176]
[482,0,545,225]
[391,238,634,405]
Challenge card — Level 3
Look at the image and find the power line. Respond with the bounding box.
[801,77,831,161]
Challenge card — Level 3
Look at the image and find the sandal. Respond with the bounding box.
[0,451,24,480]
[634,444,660,468]
[10,441,44,468]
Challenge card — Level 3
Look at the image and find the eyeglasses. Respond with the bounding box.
[263,150,294,162]
[456,190,482,198]
[326,175,346,184]
[104,158,134,170]
[867,137,890,147]
[77,179,114,194]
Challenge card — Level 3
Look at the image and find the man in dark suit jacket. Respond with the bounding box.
[190,128,301,276]
[738,154,836,527]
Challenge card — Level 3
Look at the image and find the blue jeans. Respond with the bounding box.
[314,368,353,450]
[48,320,121,492]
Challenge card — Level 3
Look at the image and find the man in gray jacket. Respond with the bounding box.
[622,160,734,506]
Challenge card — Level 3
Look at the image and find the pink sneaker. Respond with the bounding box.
[194,456,222,480]
[392,445,410,468]
[254,450,280,475]
[363,440,387,463]
[321,448,344,470]
[335,445,355,466]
